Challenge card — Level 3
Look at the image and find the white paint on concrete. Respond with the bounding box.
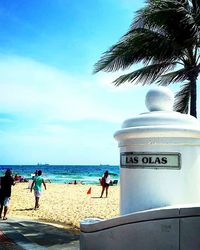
[114,87,200,215]
[80,87,200,250]
[145,86,174,111]
[80,205,200,250]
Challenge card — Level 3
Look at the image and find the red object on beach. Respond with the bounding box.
[87,187,91,195]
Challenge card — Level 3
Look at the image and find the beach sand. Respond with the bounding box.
[9,183,120,230]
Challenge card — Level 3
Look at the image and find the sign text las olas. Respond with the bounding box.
[121,152,181,169]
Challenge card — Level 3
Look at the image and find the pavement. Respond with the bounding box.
[0,218,80,249]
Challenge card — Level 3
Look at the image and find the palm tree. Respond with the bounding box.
[94,0,200,118]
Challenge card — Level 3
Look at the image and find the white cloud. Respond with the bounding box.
[0,55,148,126]
[0,55,151,164]
[1,55,198,164]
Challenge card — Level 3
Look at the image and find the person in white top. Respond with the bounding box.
[100,170,110,198]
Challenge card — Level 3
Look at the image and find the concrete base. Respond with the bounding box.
[80,205,200,250]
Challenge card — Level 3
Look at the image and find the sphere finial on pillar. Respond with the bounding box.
[145,87,174,112]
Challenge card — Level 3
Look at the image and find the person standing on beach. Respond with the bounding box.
[33,170,38,179]
[31,170,46,210]
[0,169,15,220]
[100,170,110,198]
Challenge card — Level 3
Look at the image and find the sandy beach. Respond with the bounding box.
[8,182,120,230]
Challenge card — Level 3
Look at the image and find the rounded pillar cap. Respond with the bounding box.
[114,87,200,140]
[145,87,174,112]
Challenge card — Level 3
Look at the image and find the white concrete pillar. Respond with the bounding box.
[114,87,200,215]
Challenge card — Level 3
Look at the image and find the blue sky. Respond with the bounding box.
[0,0,199,165]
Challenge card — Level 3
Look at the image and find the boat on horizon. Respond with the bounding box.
[99,164,110,167]
[37,163,50,167]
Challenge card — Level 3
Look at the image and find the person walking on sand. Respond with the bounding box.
[31,170,46,210]
[0,169,15,220]
[100,170,110,198]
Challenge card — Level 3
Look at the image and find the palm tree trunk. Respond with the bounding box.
[190,77,197,118]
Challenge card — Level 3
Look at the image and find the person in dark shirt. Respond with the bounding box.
[0,169,15,220]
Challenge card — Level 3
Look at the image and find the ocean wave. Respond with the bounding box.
[0,165,120,184]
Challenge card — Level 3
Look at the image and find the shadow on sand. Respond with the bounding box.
[14,208,34,211]
[4,219,80,248]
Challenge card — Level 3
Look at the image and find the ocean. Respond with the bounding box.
[0,165,120,184]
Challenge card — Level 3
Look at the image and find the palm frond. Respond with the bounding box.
[132,0,198,46]
[113,62,174,86]
[192,0,200,13]
[94,0,199,117]
[158,66,199,85]
[94,0,200,74]
[94,28,181,73]
[192,0,200,26]
[173,82,190,113]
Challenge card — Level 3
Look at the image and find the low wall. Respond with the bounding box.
[80,205,200,250]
